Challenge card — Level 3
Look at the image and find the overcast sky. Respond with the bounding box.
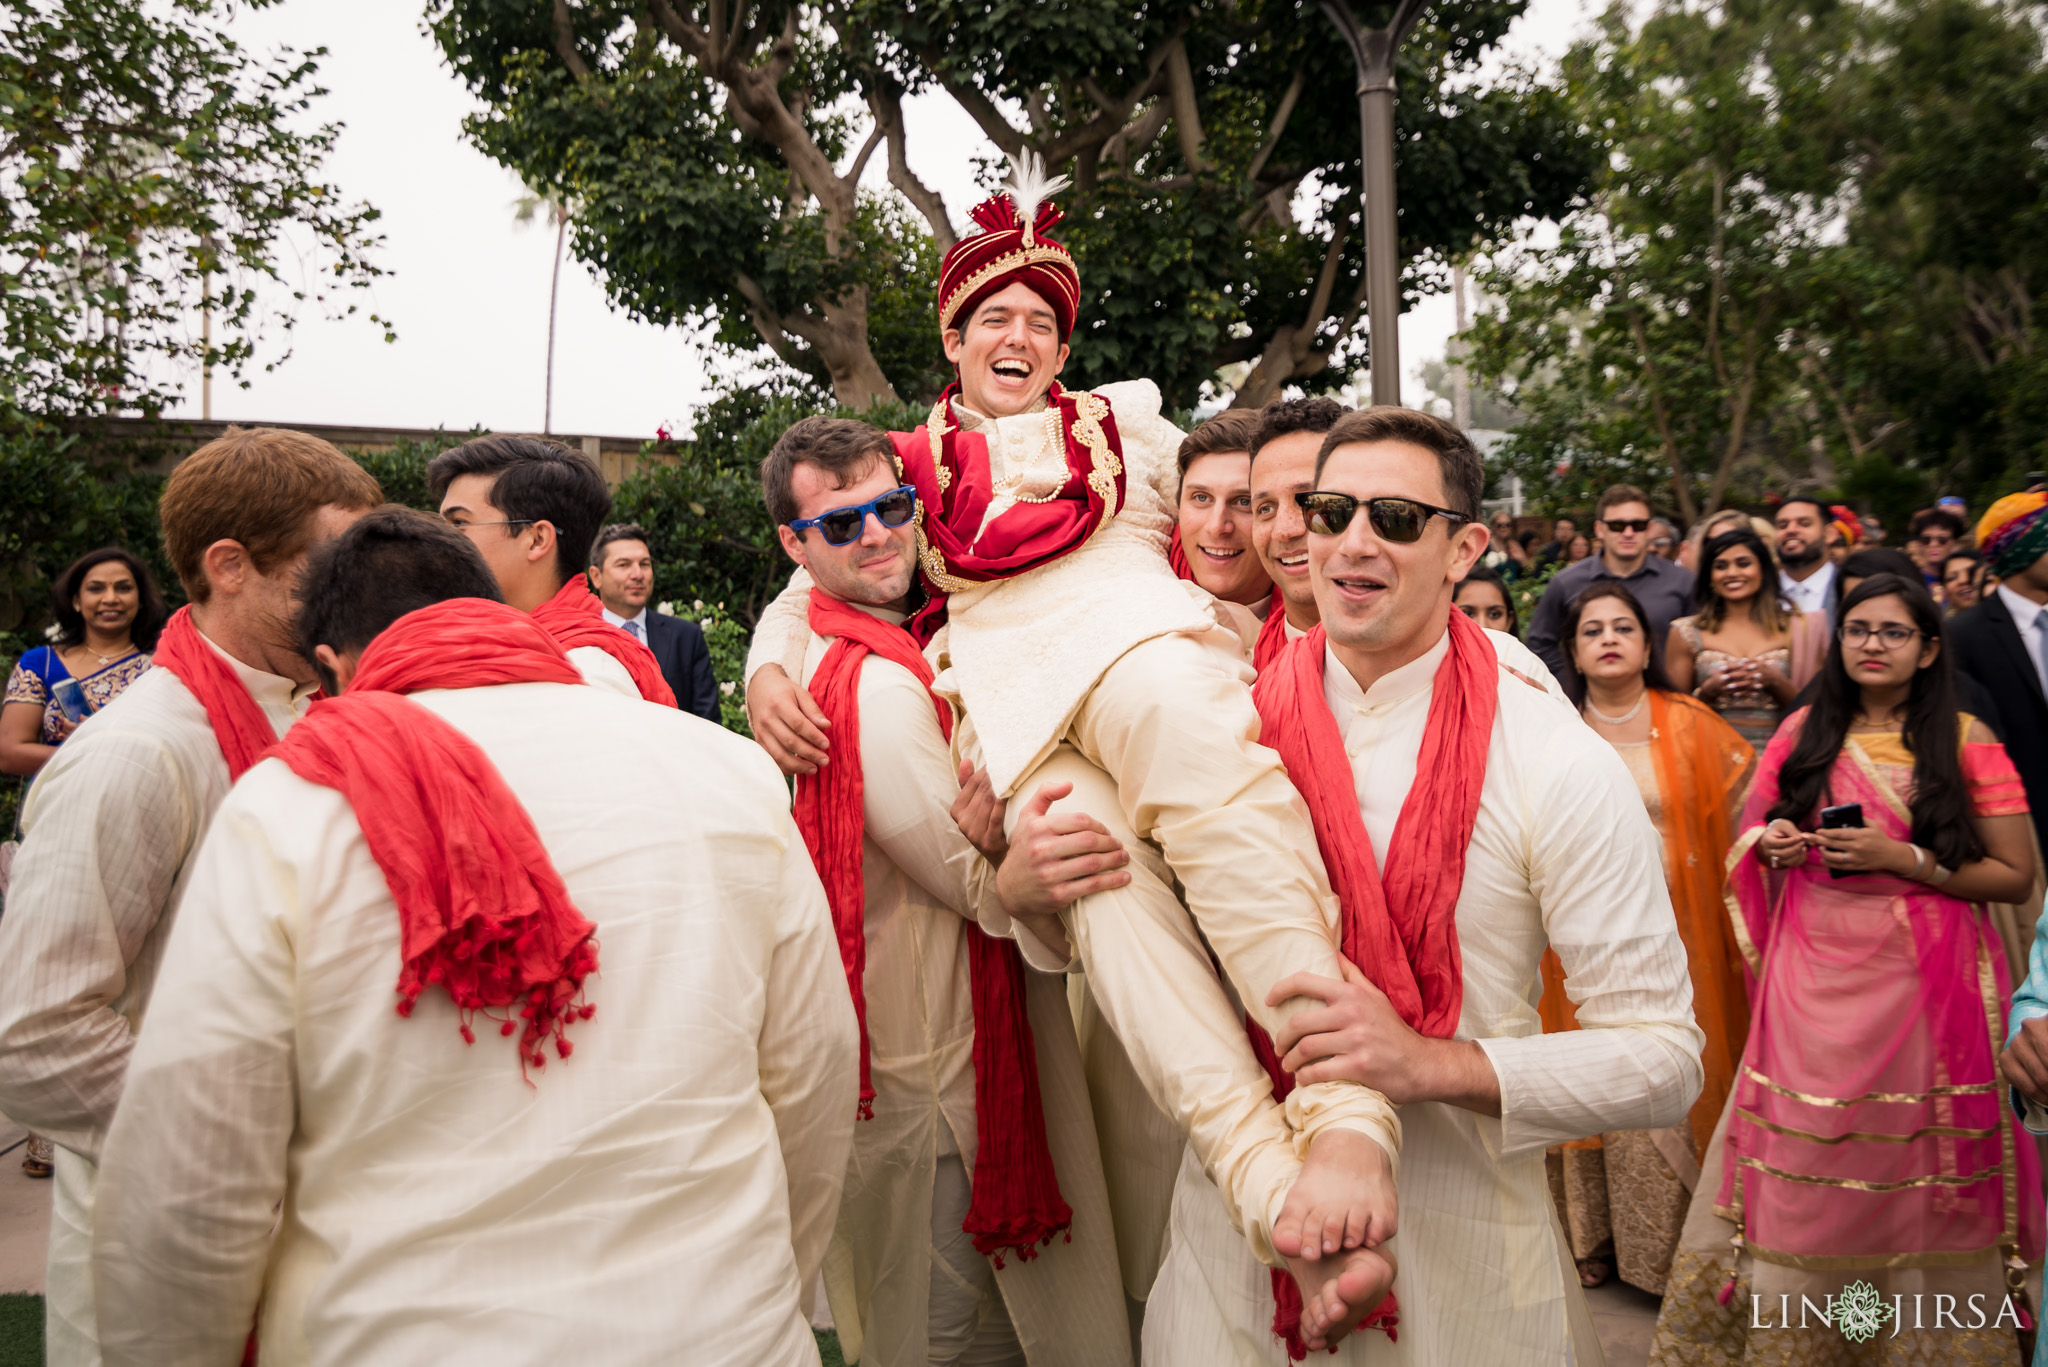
[168,0,1592,438]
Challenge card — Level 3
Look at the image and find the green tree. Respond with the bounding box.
[427,0,1591,412]
[1,0,388,427]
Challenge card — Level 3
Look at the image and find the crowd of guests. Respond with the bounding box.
[1453,480,2048,1364]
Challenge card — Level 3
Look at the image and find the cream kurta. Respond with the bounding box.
[0,640,313,1367]
[566,642,639,698]
[746,384,1401,1267]
[1146,635,1704,1366]
[800,613,1127,1367]
[89,677,855,1367]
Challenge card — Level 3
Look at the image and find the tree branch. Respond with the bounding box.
[846,120,885,186]
[1246,68,1306,184]
[1163,38,1210,173]
[552,0,593,79]
[1627,308,1697,525]
[869,86,955,250]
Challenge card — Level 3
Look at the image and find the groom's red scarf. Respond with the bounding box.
[271,599,599,1075]
[531,576,678,708]
[1247,607,1500,1356]
[891,382,1126,642]
[792,591,1072,1265]
[150,606,285,780]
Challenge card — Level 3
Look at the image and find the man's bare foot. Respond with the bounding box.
[1273,1127,1398,1262]
[1284,1243,1396,1350]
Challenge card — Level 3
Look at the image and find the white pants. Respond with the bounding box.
[46,1146,99,1367]
[929,1155,1025,1367]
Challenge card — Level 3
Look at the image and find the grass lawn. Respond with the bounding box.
[0,1296,39,1367]
[0,1297,839,1366]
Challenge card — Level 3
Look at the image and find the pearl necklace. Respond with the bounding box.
[989,406,1068,505]
[1584,690,1647,726]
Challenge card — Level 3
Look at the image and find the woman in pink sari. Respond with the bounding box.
[1651,573,2042,1365]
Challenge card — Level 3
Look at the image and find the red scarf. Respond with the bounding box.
[892,382,1125,640]
[1246,608,1499,1355]
[791,591,1072,1264]
[271,599,599,1075]
[530,576,678,708]
[1167,525,1194,581]
[149,606,284,780]
[1252,604,1293,675]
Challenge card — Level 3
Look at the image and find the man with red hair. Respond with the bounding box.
[745,160,1401,1352]
[90,508,854,1366]
[0,428,380,1367]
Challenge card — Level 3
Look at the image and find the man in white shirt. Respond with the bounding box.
[428,435,672,704]
[763,417,1127,1366]
[90,507,855,1367]
[1773,496,1839,624]
[1150,406,1704,1363]
[0,428,380,1367]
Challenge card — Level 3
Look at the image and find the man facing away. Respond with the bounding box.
[0,428,380,1366]
[745,163,1401,1350]
[90,507,855,1367]
[1163,408,1702,1362]
[762,417,1129,1366]
[1527,483,1694,679]
[587,520,720,720]
[1771,496,1839,625]
[427,434,677,706]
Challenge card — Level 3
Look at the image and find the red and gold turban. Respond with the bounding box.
[937,158,1081,340]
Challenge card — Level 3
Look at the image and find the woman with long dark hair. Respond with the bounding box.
[0,547,163,1179]
[1649,574,2040,1365]
[1538,585,1754,1295]
[1453,564,1518,636]
[1665,527,1828,748]
[1,548,164,779]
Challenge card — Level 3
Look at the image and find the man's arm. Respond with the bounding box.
[1481,738,1704,1153]
[744,570,832,774]
[0,730,194,1161]
[91,787,298,1367]
[756,812,859,1291]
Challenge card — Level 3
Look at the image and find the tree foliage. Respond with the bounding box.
[1465,0,2048,530]
[428,0,1592,411]
[0,0,388,427]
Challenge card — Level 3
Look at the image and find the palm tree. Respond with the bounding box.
[513,186,572,433]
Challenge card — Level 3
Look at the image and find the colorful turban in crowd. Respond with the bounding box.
[1977,491,2048,578]
[1828,505,1863,549]
[938,155,1081,340]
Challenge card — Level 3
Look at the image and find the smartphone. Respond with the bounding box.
[1820,802,1863,879]
[50,677,88,725]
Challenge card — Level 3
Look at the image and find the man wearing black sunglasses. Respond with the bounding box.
[1245,408,1704,1365]
[1526,483,1695,679]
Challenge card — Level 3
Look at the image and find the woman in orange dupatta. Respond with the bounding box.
[1538,582,1755,1293]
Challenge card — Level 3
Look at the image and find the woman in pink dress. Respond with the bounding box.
[1650,572,2042,1365]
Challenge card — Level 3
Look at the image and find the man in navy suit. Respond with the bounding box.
[588,523,720,721]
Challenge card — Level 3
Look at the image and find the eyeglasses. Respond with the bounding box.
[1603,518,1652,534]
[1296,492,1471,542]
[787,485,918,546]
[445,517,534,532]
[1840,622,1923,650]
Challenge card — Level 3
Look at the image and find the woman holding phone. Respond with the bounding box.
[1650,573,2041,1364]
[0,548,162,1179]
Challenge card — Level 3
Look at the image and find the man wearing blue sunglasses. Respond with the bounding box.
[745,156,1402,1356]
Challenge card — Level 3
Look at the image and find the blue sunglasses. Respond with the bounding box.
[786,484,919,546]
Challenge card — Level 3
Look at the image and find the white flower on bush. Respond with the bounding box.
[719,681,735,696]
[657,601,675,617]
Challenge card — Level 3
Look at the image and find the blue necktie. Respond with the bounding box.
[623,619,642,641]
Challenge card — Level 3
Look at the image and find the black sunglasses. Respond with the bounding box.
[787,485,918,546]
[1603,518,1652,533]
[1296,492,1472,542]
